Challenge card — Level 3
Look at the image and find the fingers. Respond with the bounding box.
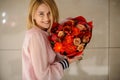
[66,54,84,64]
[78,56,83,61]
[74,55,83,61]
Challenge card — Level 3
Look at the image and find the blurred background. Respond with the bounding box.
[0,0,120,80]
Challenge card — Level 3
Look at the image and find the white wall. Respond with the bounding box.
[0,0,120,80]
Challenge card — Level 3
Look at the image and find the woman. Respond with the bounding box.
[22,0,82,80]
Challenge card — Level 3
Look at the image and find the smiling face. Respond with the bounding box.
[33,3,52,31]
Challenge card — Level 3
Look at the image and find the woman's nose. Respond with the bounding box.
[44,15,50,23]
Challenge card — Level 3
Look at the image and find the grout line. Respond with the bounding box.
[87,47,120,49]
[0,49,21,51]
[86,47,108,49]
[108,0,110,80]
[108,47,120,48]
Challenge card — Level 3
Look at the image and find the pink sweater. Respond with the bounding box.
[22,26,68,80]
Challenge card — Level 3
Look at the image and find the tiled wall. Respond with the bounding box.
[0,0,120,80]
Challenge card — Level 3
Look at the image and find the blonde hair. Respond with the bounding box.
[27,0,59,30]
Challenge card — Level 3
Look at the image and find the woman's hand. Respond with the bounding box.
[67,55,83,64]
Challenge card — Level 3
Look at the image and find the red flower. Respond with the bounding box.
[88,21,93,30]
[63,35,73,44]
[64,44,76,55]
[74,16,87,22]
[51,23,60,33]
[76,23,86,31]
[63,26,72,34]
[54,42,63,52]
[72,27,80,36]
[57,25,63,31]
[51,34,58,42]
[64,20,75,26]
[82,31,91,43]
[52,22,59,28]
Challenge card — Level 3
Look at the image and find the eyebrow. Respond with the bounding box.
[38,11,50,14]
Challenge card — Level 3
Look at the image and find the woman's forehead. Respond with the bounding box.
[36,3,50,13]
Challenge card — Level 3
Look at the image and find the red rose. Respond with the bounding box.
[63,35,73,44]
[51,34,58,42]
[74,16,87,22]
[54,42,63,52]
[63,25,72,34]
[82,31,91,43]
[87,21,93,30]
[72,27,80,36]
[64,44,76,55]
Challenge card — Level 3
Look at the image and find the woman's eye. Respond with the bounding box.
[39,12,44,16]
[40,13,43,16]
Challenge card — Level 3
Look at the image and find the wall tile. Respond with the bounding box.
[0,31,25,49]
[0,50,22,80]
[109,48,120,80]
[110,0,120,47]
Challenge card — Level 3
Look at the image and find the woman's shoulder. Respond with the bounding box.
[22,27,42,46]
[23,27,42,42]
[26,27,42,36]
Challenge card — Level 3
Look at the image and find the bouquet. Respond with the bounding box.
[49,16,93,58]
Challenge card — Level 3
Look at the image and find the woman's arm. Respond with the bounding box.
[29,32,69,80]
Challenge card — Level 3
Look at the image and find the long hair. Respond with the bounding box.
[27,0,59,31]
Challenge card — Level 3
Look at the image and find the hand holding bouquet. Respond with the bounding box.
[49,16,93,59]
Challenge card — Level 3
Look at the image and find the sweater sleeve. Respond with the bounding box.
[28,32,68,80]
